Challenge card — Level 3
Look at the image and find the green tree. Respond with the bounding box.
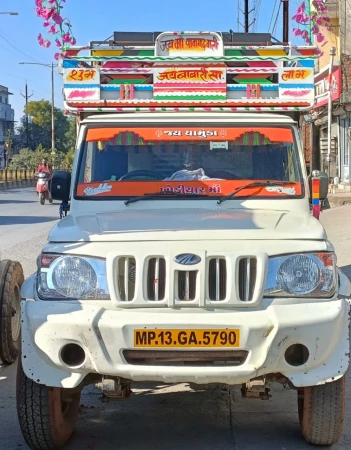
[17,100,72,152]
[9,147,51,170]
[4,129,13,169]
[65,117,77,152]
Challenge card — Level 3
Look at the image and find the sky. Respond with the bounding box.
[0,0,302,125]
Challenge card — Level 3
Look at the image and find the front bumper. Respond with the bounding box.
[21,298,350,389]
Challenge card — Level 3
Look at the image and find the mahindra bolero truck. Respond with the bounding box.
[17,31,351,450]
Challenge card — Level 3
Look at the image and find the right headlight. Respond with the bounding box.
[37,253,110,300]
[264,253,337,298]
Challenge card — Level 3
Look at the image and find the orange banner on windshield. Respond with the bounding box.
[86,127,294,144]
[76,180,302,198]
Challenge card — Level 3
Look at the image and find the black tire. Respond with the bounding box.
[16,360,81,450]
[298,376,346,446]
[39,193,45,205]
[0,260,24,364]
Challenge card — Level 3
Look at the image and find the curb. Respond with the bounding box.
[0,180,36,190]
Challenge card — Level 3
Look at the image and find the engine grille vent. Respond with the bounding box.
[208,258,227,301]
[117,257,136,301]
[176,271,197,301]
[238,257,257,302]
[147,258,166,301]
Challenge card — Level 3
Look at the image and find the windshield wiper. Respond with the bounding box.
[125,191,208,205]
[217,181,295,205]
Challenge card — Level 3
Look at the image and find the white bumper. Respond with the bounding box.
[21,297,350,389]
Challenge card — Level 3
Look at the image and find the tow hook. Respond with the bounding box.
[100,377,131,403]
[241,377,272,400]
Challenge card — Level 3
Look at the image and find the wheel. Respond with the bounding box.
[298,376,346,446]
[0,260,24,364]
[16,360,81,450]
[39,193,45,205]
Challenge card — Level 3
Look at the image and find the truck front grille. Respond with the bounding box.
[123,350,249,366]
[113,252,264,307]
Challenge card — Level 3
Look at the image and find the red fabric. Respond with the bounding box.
[37,165,51,174]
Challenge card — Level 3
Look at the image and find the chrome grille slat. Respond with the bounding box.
[245,258,250,302]
[208,258,227,301]
[124,258,129,301]
[177,271,197,301]
[154,258,160,302]
[117,257,136,302]
[238,257,257,302]
[216,258,220,301]
[147,257,166,301]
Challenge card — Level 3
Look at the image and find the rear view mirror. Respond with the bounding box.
[312,170,329,201]
[51,170,71,202]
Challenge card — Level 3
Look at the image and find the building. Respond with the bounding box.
[306,0,351,187]
[0,85,15,169]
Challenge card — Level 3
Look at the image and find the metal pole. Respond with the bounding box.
[327,47,336,181]
[51,62,55,169]
[282,0,289,43]
[25,83,29,148]
[20,82,33,148]
[245,0,249,32]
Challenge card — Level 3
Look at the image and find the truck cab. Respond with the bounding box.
[17,31,351,450]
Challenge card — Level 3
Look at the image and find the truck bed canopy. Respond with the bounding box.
[59,31,317,114]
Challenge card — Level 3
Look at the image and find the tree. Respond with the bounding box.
[4,129,13,169]
[9,147,51,170]
[17,100,72,152]
[65,117,77,152]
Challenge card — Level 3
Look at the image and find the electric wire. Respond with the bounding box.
[268,0,279,33]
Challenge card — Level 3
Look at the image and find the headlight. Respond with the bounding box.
[37,253,110,300]
[264,253,336,298]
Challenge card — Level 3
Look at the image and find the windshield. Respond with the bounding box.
[76,126,303,199]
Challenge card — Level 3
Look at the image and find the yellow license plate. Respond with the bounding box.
[134,329,240,348]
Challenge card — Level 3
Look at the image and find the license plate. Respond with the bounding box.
[134,329,240,348]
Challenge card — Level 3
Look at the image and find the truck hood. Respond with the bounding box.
[48,208,327,242]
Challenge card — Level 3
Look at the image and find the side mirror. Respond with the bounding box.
[309,170,328,201]
[51,170,71,202]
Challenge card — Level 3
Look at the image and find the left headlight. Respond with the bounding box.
[264,253,337,298]
[37,253,110,300]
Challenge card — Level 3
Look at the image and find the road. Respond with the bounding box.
[0,187,350,450]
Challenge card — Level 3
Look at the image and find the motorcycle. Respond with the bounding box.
[35,172,53,205]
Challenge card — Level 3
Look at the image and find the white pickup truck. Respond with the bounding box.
[17,31,351,450]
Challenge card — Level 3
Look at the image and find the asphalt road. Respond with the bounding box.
[0,187,350,450]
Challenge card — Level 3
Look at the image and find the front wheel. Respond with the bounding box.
[298,376,346,446]
[0,260,24,363]
[39,193,45,205]
[16,360,81,450]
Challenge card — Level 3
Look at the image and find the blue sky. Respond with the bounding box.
[0,0,301,125]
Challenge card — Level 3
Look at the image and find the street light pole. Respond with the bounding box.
[327,47,336,181]
[51,63,55,168]
[19,62,57,167]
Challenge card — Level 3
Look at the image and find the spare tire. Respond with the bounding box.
[0,260,24,364]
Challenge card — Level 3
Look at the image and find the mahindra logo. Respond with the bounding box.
[174,254,201,265]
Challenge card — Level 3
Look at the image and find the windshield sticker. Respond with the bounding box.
[83,183,112,196]
[86,127,294,144]
[265,186,297,195]
[161,184,221,195]
[77,181,302,198]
